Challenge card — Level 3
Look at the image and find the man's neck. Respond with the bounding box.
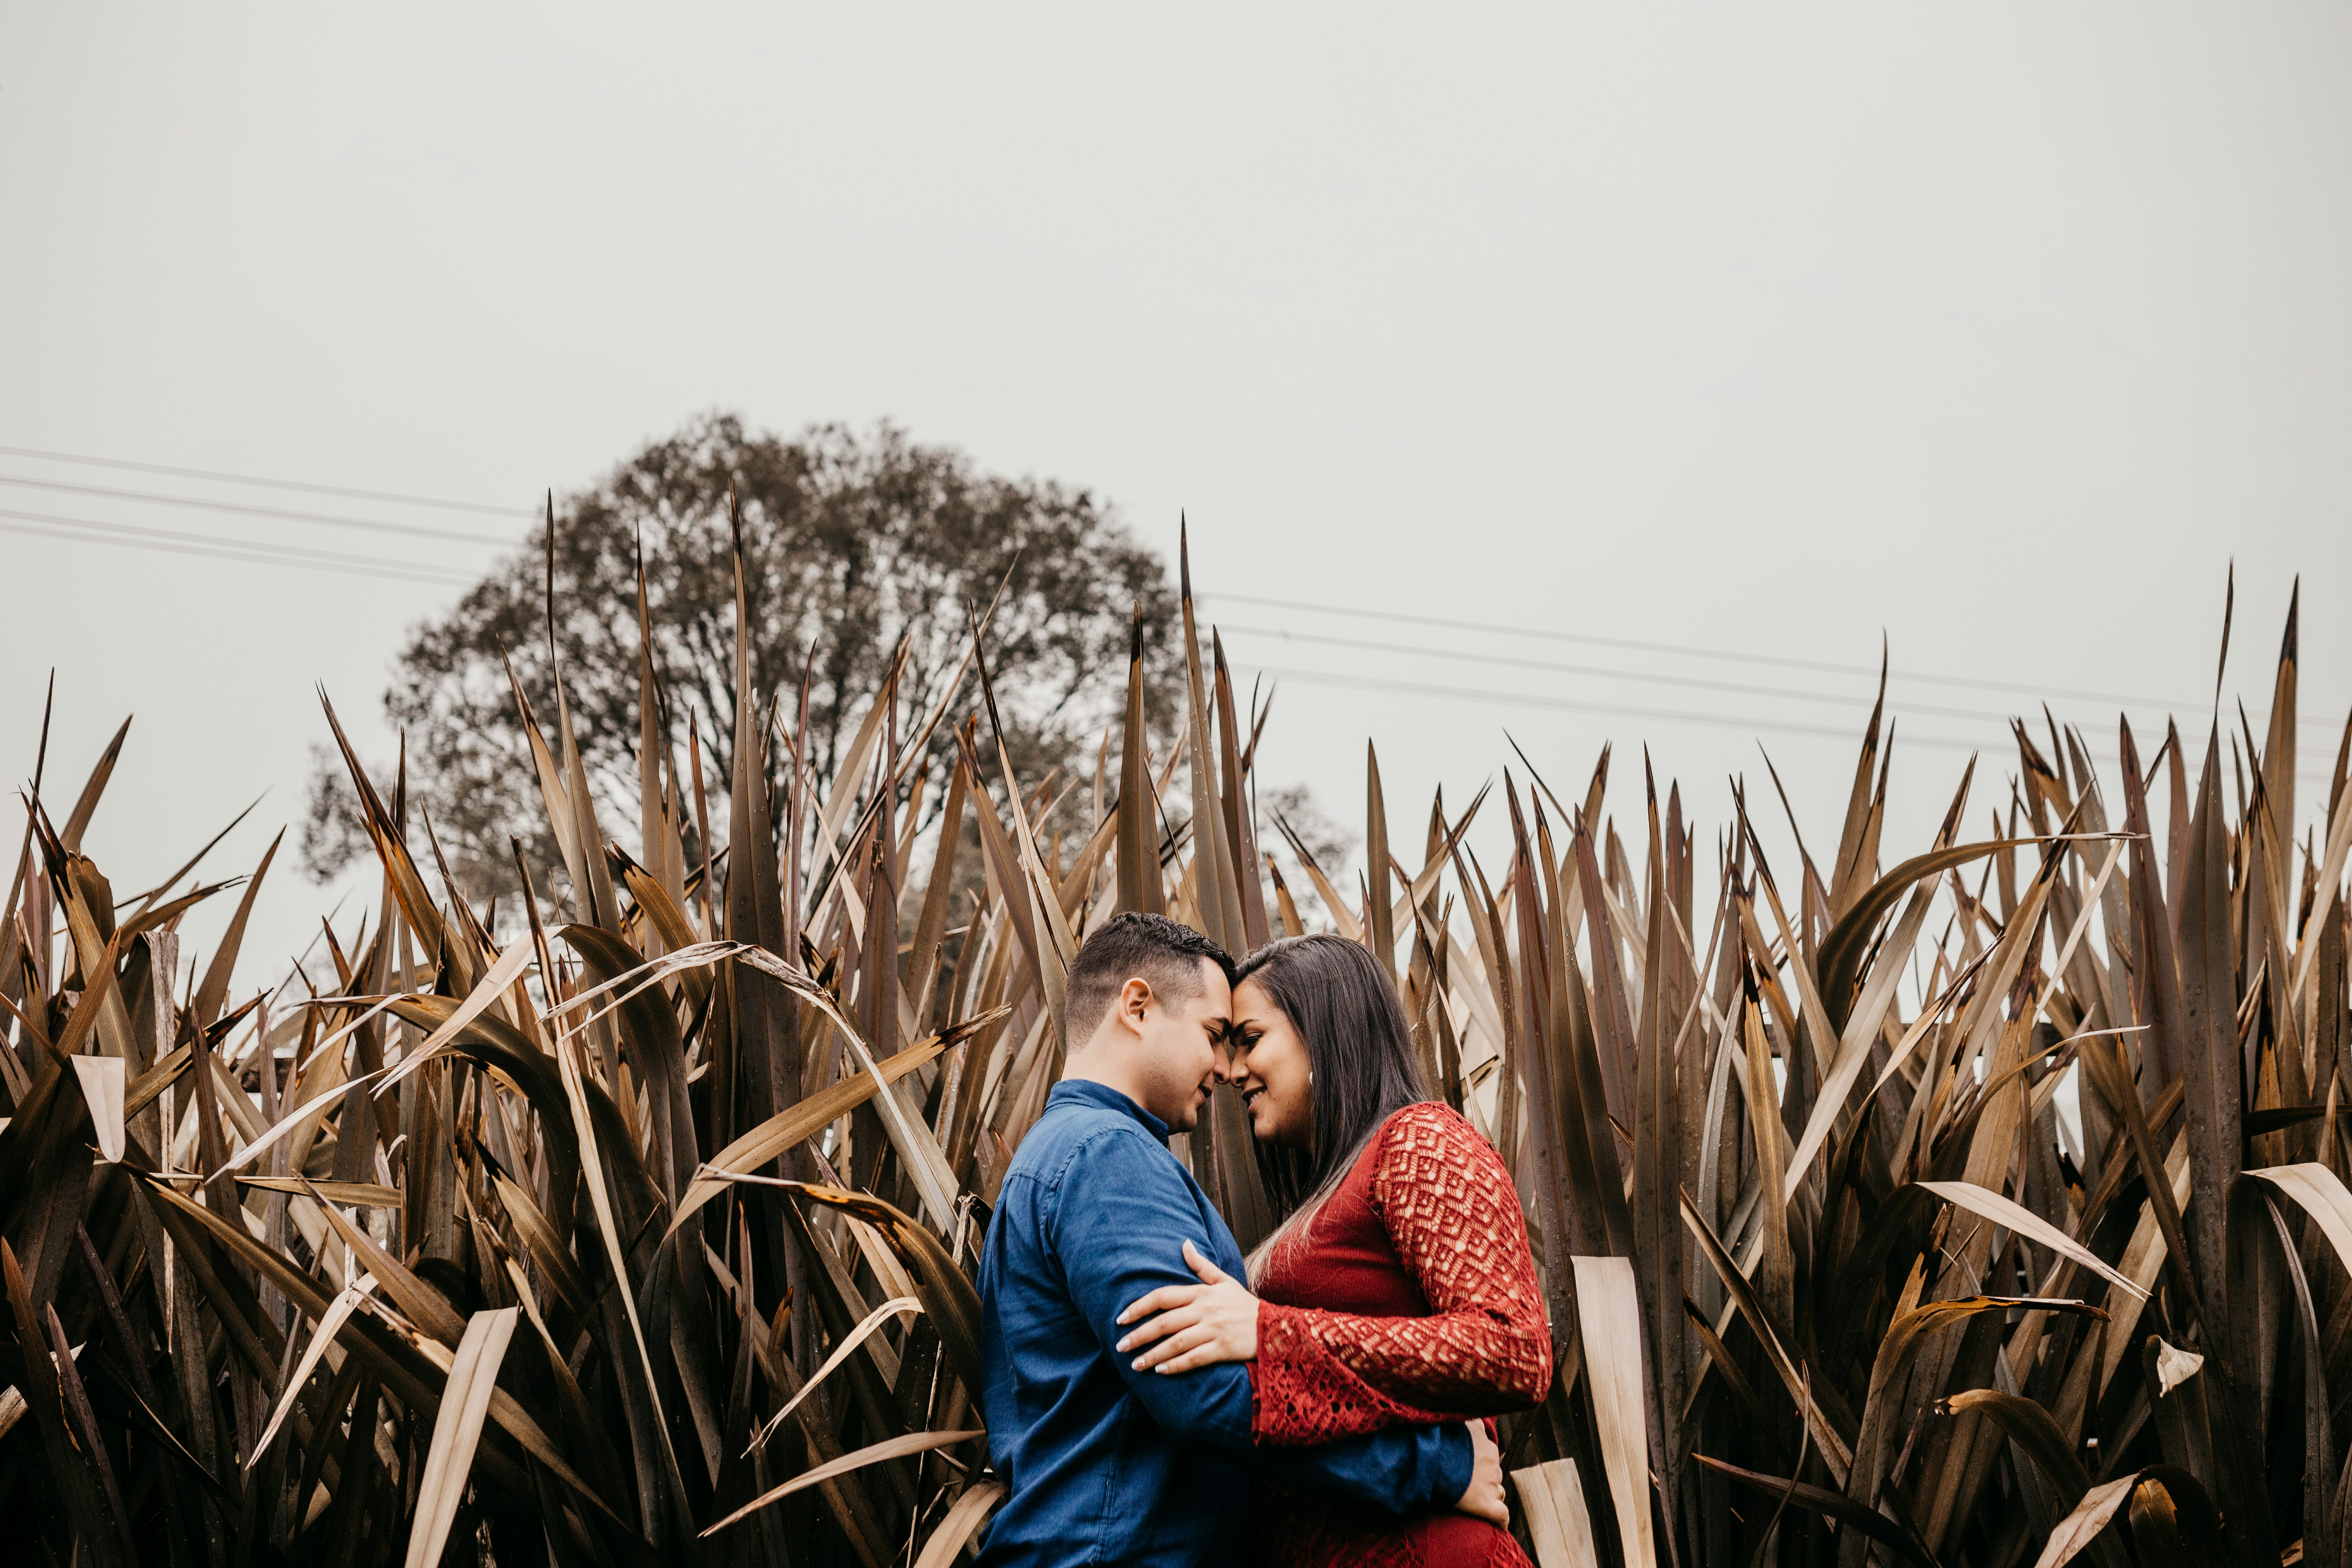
[1061,1042,1151,1112]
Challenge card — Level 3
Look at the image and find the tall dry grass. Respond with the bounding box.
[0,533,2345,1568]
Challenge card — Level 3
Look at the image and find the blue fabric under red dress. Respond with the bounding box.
[1246,1101,1553,1568]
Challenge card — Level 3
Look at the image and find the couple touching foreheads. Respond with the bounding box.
[975,913,1552,1567]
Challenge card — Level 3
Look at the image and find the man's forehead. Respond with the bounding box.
[1187,957,1234,1018]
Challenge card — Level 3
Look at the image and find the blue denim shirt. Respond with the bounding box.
[974,1079,1471,1566]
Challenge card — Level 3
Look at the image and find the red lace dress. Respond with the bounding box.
[1246,1102,1551,1568]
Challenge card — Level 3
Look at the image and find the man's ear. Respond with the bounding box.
[1115,976,1155,1035]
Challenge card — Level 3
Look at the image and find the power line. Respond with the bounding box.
[1200,590,2233,716]
[0,507,478,587]
[0,443,536,518]
[0,472,521,546]
[1,507,477,583]
[1232,660,2342,786]
[0,514,474,586]
[10,490,2338,791]
[1216,622,2029,725]
[5,447,2329,750]
[1229,661,1994,754]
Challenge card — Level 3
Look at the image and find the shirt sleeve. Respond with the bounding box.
[1250,1104,1554,1446]
[1049,1121,1473,1513]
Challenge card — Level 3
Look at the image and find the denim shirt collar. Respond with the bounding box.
[1046,1078,1170,1142]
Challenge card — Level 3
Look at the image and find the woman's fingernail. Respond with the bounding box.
[1115,1337,1130,1351]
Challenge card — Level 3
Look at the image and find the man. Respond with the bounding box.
[976,912,1503,1565]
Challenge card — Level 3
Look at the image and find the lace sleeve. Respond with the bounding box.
[1251,1104,1553,1446]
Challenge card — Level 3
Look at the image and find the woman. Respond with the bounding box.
[1115,934,1551,1568]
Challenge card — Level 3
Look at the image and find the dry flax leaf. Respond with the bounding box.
[843,1214,919,1304]
[2290,793,2352,1003]
[1943,1388,2092,1503]
[1569,1255,1656,1568]
[701,1428,984,1538]
[729,943,965,1227]
[235,1177,401,1208]
[402,1307,520,1568]
[542,937,740,1033]
[1782,880,1942,1194]
[1678,1188,1853,1482]
[2092,1136,2192,1396]
[2030,1471,2139,1568]
[1916,1179,2148,1301]
[211,1062,392,1177]
[911,1481,1007,1568]
[2153,1339,2204,1396]
[1513,1458,1602,1568]
[549,1026,695,1537]
[2245,1163,2352,1275]
[374,935,535,1097]
[769,1178,987,1396]
[667,1024,967,1239]
[69,1054,124,1163]
[247,1274,377,1470]
[748,1295,921,1453]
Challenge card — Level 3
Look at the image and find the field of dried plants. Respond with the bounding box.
[1,531,2346,1568]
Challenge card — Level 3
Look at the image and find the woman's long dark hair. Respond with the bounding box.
[1233,935,1428,1269]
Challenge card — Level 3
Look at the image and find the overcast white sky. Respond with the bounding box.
[3,4,2349,986]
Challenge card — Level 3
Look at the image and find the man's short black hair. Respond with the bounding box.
[1065,912,1236,1046]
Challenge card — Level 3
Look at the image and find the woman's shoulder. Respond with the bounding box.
[1375,1099,1483,1153]
[1368,1102,1528,1252]
[1369,1100,1503,1190]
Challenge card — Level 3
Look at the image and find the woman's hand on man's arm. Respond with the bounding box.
[1116,1240,1261,1372]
